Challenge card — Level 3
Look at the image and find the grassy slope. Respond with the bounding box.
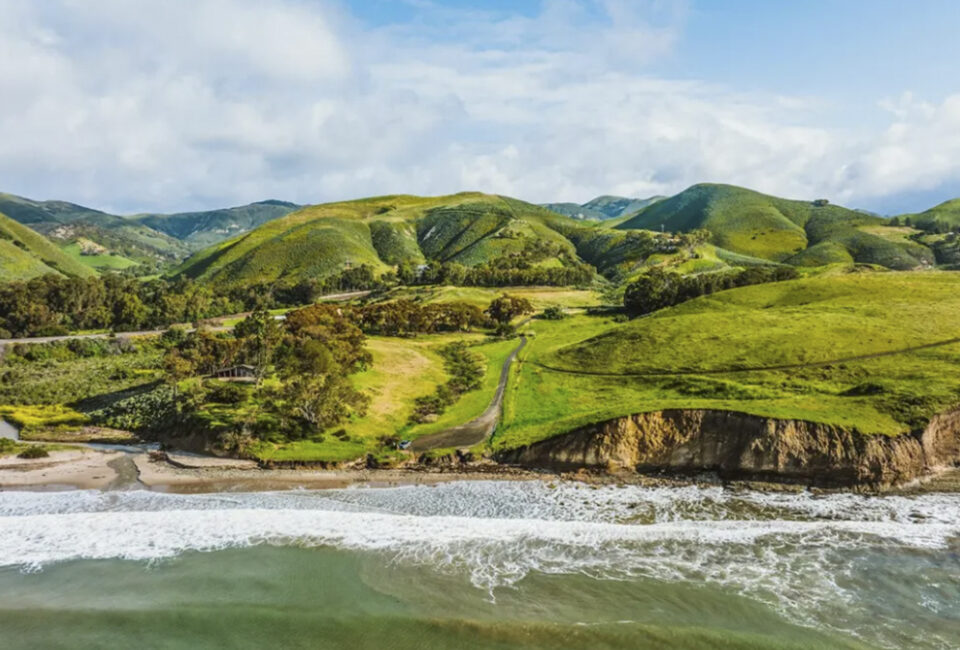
[615,184,933,269]
[175,193,584,288]
[0,193,189,263]
[252,333,516,462]
[135,201,300,249]
[61,242,139,271]
[542,195,664,220]
[0,211,97,280]
[901,198,960,231]
[495,272,960,449]
[369,285,602,310]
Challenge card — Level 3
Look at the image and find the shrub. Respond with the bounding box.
[540,305,567,320]
[18,445,49,459]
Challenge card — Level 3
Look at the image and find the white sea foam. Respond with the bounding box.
[3,481,960,648]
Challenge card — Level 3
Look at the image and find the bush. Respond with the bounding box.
[409,342,484,423]
[18,445,49,459]
[206,381,250,405]
[540,305,567,320]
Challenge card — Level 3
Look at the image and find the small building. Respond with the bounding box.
[209,365,257,382]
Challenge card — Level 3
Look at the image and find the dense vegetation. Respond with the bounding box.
[409,342,485,424]
[0,274,237,337]
[623,265,800,315]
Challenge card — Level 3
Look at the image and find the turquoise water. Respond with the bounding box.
[2,481,959,648]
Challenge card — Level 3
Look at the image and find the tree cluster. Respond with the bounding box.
[351,300,489,337]
[624,265,800,316]
[409,342,485,424]
[0,274,238,338]
[162,304,372,443]
[485,294,535,335]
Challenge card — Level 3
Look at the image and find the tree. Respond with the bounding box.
[278,340,368,435]
[623,268,680,315]
[485,294,534,325]
[235,307,283,387]
[162,348,198,402]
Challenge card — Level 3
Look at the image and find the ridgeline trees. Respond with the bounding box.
[624,266,800,316]
[0,274,237,338]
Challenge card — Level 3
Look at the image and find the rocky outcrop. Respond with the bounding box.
[496,409,960,488]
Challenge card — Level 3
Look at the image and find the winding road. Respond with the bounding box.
[410,334,527,452]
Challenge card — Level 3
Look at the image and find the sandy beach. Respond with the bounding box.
[0,446,544,493]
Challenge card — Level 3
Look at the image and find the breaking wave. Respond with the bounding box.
[3,481,960,648]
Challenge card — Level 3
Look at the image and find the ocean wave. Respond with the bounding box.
[3,482,959,649]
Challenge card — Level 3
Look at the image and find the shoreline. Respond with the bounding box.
[0,447,547,493]
[4,445,960,494]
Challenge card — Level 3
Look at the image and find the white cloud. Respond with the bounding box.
[0,0,957,214]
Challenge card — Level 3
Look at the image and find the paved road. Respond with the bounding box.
[411,334,527,452]
[0,290,371,350]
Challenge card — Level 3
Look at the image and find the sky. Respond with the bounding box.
[1,0,959,215]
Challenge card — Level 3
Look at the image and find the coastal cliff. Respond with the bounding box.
[496,408,960,488]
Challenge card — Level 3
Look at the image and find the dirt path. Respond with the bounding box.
[531,336,960,378]
[411,335,527,452]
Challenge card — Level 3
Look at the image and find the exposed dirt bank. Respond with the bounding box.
[496,408,960,489]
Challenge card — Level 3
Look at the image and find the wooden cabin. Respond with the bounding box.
[210,365,257,382]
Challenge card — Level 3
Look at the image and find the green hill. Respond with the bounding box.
[615,184,933,269]
[135,200,300,249]
[0,193,189,267]
[0,211,97,280]
[174,193,586,287]
[496,271,960,449]
[900,198,960,233]
[543,195,664,220]
[0,194,299,270]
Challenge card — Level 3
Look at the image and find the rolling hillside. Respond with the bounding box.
[0,194,299,270]
[174,193,587,287]
[497,272,960,449]
[543,195,664,220]
[135,200,300,249]
[900,198,960,233]
[0,211,97,280]
[615,184,933,269]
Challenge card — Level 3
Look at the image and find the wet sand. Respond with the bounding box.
[6,444,960,494]
[0,447,542,493]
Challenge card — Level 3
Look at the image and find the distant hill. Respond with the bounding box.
[0,210,97,280]
[0,194,300,271]
[899,199,960,233]
[174,193,587,287]
[0,193,190,267]
[135,200,300,249]
[543,195,664,220]
[616,183,933,270]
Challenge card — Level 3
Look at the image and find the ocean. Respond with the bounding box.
[1,480,959,648]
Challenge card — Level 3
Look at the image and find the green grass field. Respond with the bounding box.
[494,271,960,450]
[251,333,517,463]
[61,242,139,270]
[372,285,602,309]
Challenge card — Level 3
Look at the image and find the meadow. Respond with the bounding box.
[494,271,960,450]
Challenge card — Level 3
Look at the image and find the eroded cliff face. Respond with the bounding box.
[496,409,960,488]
